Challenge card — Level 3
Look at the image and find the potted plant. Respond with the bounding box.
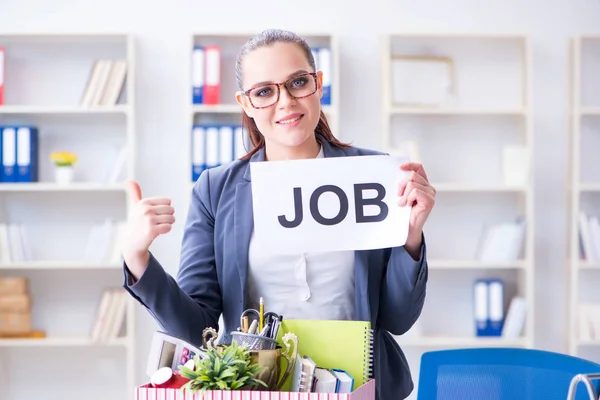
[177,340,267,394]
[50,151,78,184]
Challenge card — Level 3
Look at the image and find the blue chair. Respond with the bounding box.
[417,347,600,400]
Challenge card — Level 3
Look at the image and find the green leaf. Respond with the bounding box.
[216,381,229,390]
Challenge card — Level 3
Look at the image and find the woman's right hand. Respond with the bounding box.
[122,180,176,280]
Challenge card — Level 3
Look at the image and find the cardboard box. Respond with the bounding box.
[0,277,28,296]
[0,311,31,334]
[133,379,376,400]
[0,293,31,313]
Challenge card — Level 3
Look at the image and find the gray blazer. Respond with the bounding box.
[123,137,429,400]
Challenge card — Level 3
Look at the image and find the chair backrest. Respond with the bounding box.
[417,347,600,400]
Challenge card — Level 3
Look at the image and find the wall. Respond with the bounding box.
[0,0,599,397]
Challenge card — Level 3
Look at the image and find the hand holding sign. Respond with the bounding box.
[121,180,176,279]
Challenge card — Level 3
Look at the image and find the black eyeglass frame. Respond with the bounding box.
[242,72,319,109]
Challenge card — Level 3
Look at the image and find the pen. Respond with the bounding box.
[259,297,264,331]
[242,316,249,333]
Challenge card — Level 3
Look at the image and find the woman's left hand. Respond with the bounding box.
[397,162,436,252]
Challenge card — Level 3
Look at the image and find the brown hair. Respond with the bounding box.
[235,29,350,160]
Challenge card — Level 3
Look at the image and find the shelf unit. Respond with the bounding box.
[381,33,534,398]
[567,35,600,360]
[186,31,340,194]
[0,33,136,400]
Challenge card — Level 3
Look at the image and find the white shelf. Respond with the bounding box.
[192,104,242,114]
[0,261,122,270]
[0,105,130,115]
[388,106,527,116]
[395,336,528,347]
[428,259,526,269]
[192,104,333,115]
[579,183,600,192]
[579,107,600,115]
[0,337,128,347]
[432,183,529,193]
[579,261,600,270]
[0,182,126,192]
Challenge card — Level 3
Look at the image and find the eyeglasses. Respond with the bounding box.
[242,72,318,109]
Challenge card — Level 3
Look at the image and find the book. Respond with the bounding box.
[276,319,374,390]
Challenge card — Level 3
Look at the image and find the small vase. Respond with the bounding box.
[55,166,74,185]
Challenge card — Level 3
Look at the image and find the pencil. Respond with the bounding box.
[259,297,264,331]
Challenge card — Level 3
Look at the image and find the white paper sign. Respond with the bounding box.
[250,155,412,255]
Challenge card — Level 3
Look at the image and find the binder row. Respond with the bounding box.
[191,45,332,106]
[473,278,504,336]
[191,124,247,182]
[0,126,38,183]
[191,45,221,105]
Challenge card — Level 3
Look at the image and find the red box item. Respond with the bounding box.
[133,378,376,400]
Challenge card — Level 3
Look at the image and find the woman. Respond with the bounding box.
[121,29,436,400]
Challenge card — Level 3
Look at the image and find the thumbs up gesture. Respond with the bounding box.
[122,180,176,278]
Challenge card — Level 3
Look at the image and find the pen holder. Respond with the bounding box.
[231,331,278,351]
[247,332,298,391]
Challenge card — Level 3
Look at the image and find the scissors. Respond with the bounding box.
[239,309,282,337]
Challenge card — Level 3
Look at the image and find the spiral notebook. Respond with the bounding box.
[276,319,374,391]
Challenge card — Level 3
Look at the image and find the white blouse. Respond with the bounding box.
[245,146,356,321]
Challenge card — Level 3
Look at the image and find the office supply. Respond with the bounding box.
[276,319,374,390]
[2,126,16,182]
[259,297,264,331]
[231,330,278,351]
[313,367,339,393]
[16,126,39,183]
[248,319,258,335]
[290,354,317,392]
[332,369,354,393]
[239,308,281,339]
[203,45,220,104]
[219,125,233,165]
[145,330,206,378]
[473,278,504,336]
[318,47,332,105]
[191,46,204,104]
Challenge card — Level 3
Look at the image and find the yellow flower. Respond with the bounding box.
[50,151,78,167]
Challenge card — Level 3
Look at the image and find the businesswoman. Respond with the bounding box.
[121,29,436,400]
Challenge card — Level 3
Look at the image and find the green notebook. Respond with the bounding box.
[276,319,374,390]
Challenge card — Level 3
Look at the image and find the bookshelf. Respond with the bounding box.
[0,33,135,400]
[186,31,340,195]
[567,35,600,361]
[380,33,534,397]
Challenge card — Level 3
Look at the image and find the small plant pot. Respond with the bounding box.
[55,165,74,185]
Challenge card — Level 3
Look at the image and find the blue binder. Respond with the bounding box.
[15,126,39,183]
[1,126,17,183]
[192,46,205,104]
